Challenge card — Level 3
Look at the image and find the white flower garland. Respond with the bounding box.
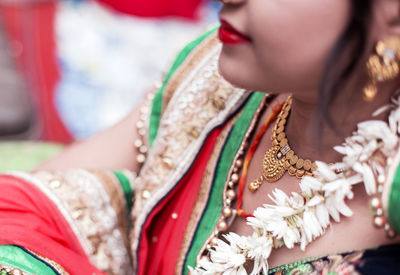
[189,95,400,275]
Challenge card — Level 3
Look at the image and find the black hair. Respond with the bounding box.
[316,0,374,132]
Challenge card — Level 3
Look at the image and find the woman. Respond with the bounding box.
[0,0,399,274]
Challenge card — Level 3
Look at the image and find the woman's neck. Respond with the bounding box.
[284,79,398,164]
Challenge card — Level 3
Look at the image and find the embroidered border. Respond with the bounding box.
[149,27,219,145]
[26,249,70,275]
[6,170,132,275]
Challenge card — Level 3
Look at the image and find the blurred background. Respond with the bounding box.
[0,0,220,171]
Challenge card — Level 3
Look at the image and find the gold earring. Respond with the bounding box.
[364,36,400,101]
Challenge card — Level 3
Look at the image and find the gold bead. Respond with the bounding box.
[137,154,146,164]
[276,125,284,134]
[134,139,143,148]
[136,120,145,129]
[138,128,146,136]
[305,171,313,177]
[288,166,297,175]
[296,169,305,178]
[213,98,226,110]
[278,118,286,127]
[162,157,174,168]
[222,207,233,218]
[235,159,243,168]
[280,138,288,147]
[248,180,260,192]
[311,163,318,171]
[286,150,294,159]
[231,173,240,183]
[49,179,61,189]
[303,159,312,171]
[296,158,304,169]
[277,132,286,141]
[139,145,148,154]
[142,190,151,199]
[226,190,236,200]
[370,197,382,211]
[373,215,386,228]
[217,221,228,232]
[189,128,200,138]
[210,237,219,246]
[283,160,291,169]
[72,210,84,220]
[385,224,397,239]
[364,83,378,101]
[290,155,298,165]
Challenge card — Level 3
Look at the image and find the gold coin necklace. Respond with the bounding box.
[248,95,316,192]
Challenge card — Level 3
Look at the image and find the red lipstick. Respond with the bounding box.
[218,19,251,45]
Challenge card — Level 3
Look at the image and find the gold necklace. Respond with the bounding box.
[248,95,316,192]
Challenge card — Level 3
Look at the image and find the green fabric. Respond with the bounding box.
[388,162,400,234]
[268,257,319,274]
[0,245,57,274]
[184,92,265,274]
[0,142,63,173]
[113,171,134,213]
[149,26,219,147]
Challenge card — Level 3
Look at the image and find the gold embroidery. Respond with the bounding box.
[90,170,130,248]
[161,34,220,112]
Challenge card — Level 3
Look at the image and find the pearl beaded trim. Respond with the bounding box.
[197,95,270,260]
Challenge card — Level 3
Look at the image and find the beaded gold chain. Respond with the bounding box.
[248,95,317,192]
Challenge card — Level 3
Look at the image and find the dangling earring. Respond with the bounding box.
[364,36,400,101]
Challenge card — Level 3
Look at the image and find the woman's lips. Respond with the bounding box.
[218,19,251,45]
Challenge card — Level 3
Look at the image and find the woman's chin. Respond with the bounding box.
[218,57,253,90]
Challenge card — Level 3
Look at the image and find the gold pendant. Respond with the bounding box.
[262,146,286,183]
[248,176,263,192]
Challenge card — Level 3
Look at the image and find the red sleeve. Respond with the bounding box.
[0,174,105,275]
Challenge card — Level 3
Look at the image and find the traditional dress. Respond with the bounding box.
[0,28,399,275]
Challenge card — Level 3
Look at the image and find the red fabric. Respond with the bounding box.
[0,3,73,143]
[0,175,105,275]
[96,0,203,19]
[138,125,223,274]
